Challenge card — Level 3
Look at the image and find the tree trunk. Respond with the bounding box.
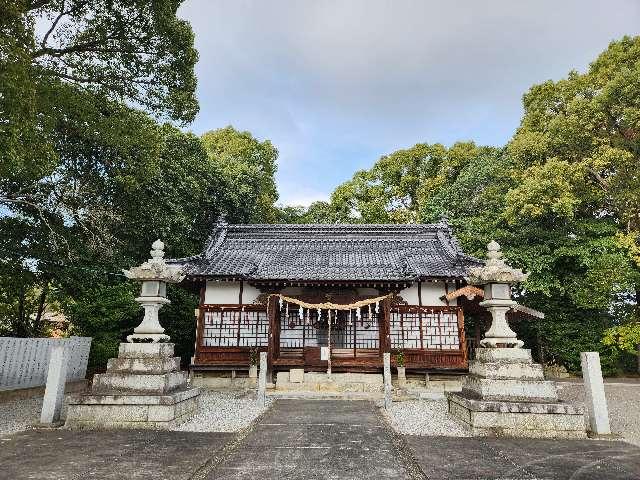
[636,285,640,373]
[34,281,49,336]
[17,286,26,336]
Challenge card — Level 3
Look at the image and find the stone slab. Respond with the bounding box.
[0,430,232,480]
[448,392,586,438]
[303,372,384,384]
[581,351,612,435]
[40,343,68,424]
[447,391,584,415]
[117,342,174,358]
[106,356,180,374]
[474,347,532,362]
[469,360,544,380]
[463,375,558,402]
[68,387,201,406]
[404,435,640,480]
[65,388,200,429]
[289,368,305,383]
[91,370,187,394]
[205,399,407,479]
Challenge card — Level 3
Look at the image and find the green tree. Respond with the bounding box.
[506,36,640,367]
[1,0,199,248]
[201,126,279,223]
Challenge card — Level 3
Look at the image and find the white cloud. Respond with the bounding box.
[178,0,640,206]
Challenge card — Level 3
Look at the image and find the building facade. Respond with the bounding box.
[172,219,488,373]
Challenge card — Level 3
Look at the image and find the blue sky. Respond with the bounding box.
[177,0,640,206]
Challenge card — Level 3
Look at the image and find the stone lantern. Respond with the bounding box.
[466,240,528,348]
[446,240,586,438]
[123,239,185,343]
[65,240,200,429]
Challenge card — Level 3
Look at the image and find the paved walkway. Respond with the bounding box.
[204,400,410,479]
[1,400,640,479]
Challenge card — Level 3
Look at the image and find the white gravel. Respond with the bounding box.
[385,399,471,437]
[0,396,68,436]
[557,380,640,446]
[176,391,271,432]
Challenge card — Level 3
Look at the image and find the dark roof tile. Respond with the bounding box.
[170,221,482,281]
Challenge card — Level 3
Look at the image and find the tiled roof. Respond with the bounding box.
[171,220,483,281]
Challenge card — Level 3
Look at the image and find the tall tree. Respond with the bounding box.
[201,126,279,223]
[1,0,199,251]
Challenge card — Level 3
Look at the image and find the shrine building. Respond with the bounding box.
[172,218,540,375]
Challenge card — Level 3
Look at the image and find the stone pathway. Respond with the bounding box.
[405,435,640,479]
[1,399,640,479]
[203,399,411,479]
[0,430,233,480]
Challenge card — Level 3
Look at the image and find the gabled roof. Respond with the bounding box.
[171,219,483,282]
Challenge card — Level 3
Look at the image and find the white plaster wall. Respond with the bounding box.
[399,282,452,306]
[204,281,261,305]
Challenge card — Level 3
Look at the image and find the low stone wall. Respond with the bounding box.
[276,371,385,393]
[0,379,88,403]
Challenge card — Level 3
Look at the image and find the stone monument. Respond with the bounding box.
[66,240,200,429]
[447,241,585,438]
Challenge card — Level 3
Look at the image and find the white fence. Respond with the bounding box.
[0,337,92,391]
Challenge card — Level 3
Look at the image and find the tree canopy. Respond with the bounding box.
[285,36,640,373]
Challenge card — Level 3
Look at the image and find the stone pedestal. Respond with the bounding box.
[447,348,585,438]
[66,343,200,429]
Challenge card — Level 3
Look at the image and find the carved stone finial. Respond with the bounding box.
[467,240,529,285]
[150,239,165,260]
[123,240,185,283]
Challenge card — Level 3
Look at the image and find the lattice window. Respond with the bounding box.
[390,308,460,350]
[279,308,379,351]
[202,308,268,347]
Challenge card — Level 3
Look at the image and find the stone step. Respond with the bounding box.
[469,361,544,380]
[107,356,180,375]
[92,371,187,395]
[463,375,558,402]
[474,348,533,363]
[275,381,383,393]
[118,342,174,359]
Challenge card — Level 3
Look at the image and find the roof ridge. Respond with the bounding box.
[223,223,444,229]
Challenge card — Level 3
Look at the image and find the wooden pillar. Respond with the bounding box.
[194,285,206,364]
[267,296,277,374]
[457,308,467,365]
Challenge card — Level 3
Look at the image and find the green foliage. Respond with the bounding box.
[320,37,640,374]
[395,350,405,367]
[603,323,640,355]
[64,282,139,373]
[277,201,348,224]
[0,5,280,369]
[201,126,279,223]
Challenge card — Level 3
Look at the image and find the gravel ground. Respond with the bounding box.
[385,399,472,437]
[557,380,640,446]
[0,395,70,436]
[176,391,272,432]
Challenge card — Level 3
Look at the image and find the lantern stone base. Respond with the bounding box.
[66,343,200,430]
[447,347,586,438]
[447,392,586,438]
